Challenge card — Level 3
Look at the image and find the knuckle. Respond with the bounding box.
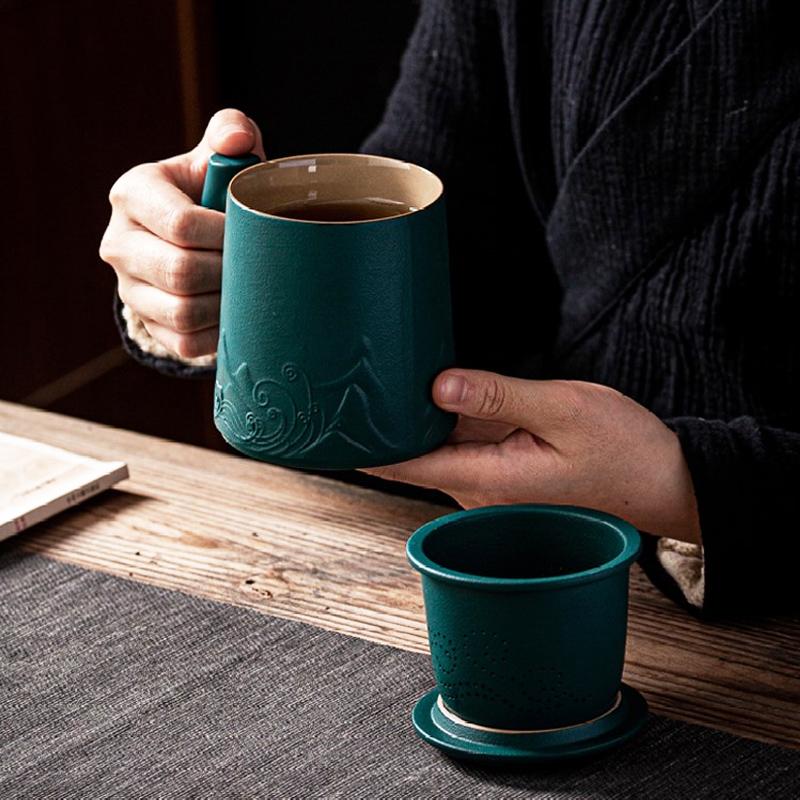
[107,176,127,207]
[116,280,131,307]
[98,231,116,265]
[173,333,205,359]
[477,378,507,418]
[168,297,197,333]
[108,163,147,206]
[553,381,589,426]
[166,206,196,245]
[163,251,194,294]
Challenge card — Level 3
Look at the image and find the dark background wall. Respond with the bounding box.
[0,0,417,449]
[216,2,417,157]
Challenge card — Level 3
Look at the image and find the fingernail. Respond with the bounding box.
[438,375,467,406]
[220,124,250,139]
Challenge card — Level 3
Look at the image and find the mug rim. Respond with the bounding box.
[406,504,641,591]
[228,152,444,225]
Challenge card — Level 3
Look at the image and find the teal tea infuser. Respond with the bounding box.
[407,504,648,764]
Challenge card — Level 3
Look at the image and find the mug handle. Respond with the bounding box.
[200,152,262,212]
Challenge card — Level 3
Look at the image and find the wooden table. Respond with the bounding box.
[2,401,799,750]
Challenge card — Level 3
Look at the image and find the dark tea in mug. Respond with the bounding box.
[266,197,417,222]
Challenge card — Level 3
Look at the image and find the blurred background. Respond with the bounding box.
[1,0,417,450]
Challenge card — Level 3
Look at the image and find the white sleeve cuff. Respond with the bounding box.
[121,304,216,368]
[656,538,705,608]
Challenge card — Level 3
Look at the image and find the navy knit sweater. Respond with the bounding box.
[118,0,800,616]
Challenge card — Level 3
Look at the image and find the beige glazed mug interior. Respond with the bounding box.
[229,153,445,222]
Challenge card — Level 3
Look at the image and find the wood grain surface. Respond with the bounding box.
[2,401,798,749]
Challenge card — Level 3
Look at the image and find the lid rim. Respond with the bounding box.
[406,504,642,591]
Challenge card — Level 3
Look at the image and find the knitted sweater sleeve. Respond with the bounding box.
[638,115,800,618]
[114,293,215,379]
[639,418,800,616]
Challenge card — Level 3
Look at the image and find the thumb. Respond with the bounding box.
[434,369,528,426]
[199,108,266,160]
[433,369,567,431]
[160,108,266,202]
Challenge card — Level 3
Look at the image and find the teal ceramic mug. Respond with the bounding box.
[201,152,455,470]
[407,505,642,733]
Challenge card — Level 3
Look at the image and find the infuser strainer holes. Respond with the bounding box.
[431,628,583,716]
[429,631,459,676]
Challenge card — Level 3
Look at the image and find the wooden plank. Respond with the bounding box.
[1,401,799,749]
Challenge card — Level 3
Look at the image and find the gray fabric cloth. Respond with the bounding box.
[1,550,798,799]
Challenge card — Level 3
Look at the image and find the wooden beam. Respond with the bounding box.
[175,0,204,148]
[23,347,129,408]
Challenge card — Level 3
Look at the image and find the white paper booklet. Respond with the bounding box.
[0,431,128,541]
